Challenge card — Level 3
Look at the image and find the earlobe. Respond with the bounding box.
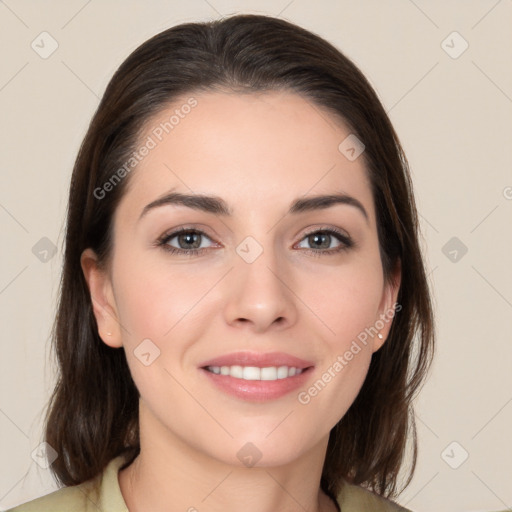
[80,248,123,348]
[373,261,402,353]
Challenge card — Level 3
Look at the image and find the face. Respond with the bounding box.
[82,90,400,467]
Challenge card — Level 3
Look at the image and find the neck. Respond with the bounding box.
[118,402,338,512]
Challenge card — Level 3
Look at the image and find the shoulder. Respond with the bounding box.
[5,455,129,512]
[337,479,412,512]
[6,482,98,512]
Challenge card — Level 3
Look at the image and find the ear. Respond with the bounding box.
[372,260,402,353]
[80,248,123,348]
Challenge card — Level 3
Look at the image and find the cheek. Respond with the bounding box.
[288,258,384,420]
[111,253,224,392]
[300,256,384,348]
[112,252,220,339]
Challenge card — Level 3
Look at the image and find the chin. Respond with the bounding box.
[217,429,322,469]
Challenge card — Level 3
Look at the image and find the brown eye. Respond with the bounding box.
[157,228,217,256]
[307,232,332,249]
[174,231,203,249]
[296,228,354,255]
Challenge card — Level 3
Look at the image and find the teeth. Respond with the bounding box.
[243,366,260,380]
[207,365,304,381]
[277,366,288,379]
[261,367,277,380]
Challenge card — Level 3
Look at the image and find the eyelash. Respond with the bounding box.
[155,226,355,257]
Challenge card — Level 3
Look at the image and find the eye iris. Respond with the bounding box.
[309,232,330,249]
[178,232,201,249]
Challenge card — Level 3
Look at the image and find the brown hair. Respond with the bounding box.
[45,13,435,501]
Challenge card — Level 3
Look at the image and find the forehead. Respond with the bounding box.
[117,90,374,224]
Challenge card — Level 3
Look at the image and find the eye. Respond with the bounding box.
[155,226,354,257]
[296,228,354,255]
[156,228,217,255]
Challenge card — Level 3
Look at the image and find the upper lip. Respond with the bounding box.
[199,351,314,369]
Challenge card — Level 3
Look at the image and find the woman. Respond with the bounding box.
[9,14,434,512]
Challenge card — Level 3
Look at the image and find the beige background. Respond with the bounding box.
[1,1,511,511]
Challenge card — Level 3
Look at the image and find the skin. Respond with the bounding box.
[81,90,400,512]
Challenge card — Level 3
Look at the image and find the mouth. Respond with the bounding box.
[203,364,309,381]
[198,352,314,402]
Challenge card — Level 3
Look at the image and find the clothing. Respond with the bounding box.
[7,455,411,511]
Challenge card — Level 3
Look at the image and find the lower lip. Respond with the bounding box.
[200,367,313,402]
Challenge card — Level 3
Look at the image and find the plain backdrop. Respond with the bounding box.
[0,1,511,511]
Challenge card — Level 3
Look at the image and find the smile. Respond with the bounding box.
[205,365,304,381]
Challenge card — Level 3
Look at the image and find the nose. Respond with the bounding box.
[222,244,298,333]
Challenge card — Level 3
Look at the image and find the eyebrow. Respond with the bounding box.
[139,190,369,223]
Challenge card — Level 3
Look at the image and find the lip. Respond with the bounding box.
[198,351,315,402]
[199,366,313,402]
[199,351,314,369]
